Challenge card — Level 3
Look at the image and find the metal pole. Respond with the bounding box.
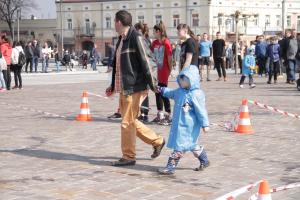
[60,0,64,58]
[17,9,20,42]
[282,0,286,35]
[235,19,238,75]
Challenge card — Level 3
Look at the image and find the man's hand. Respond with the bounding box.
[202,127,210,133]
[105,86,113,97]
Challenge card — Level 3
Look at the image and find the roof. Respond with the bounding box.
[55,0,133,3]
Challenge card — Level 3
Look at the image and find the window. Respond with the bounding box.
[106,16,111,29]
[85,19,90,34]
[254,17,258,26]
[85,7,88,10]
[193,2,197,5]
[276,15,281,26]
[67,7,71,11]
[139,4,143,8]
[265,15,270,27]
[138,16,144,23]
[174,3,178,6]
[173,15,180,28]
[192,14,199,27]
[155,15,162,25]
[287,16,291,27]
[297,16,300,31]
[156,4,160,7]
[122,5,127,9]
[67,19,72,30]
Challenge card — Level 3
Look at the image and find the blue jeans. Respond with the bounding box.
[42,58,49,72]
[287,60,296,81]
[32,56,39,72]
[55,62,60,72]
[0,70,6,88]
[91,60,97,71]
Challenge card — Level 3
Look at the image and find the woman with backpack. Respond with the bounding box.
[11,41,25,89]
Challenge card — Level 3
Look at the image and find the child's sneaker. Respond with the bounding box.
[250,84,256,88]
[239,84,244,88]
[194,161,210,171]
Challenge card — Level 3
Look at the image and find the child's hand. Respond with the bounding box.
[202,127,210,133]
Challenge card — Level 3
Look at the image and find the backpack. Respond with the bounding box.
[297,78,300,91]
[18,51,26,66]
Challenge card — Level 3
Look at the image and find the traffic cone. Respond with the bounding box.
[234,99,254,134]
[76,91,92,121]
[257,180,272,200]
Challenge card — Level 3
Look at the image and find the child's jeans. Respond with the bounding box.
[55,62,60,72]
[0,70,6,88]
[239,75,254,85]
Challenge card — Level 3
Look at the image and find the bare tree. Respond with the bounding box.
[0,0,37,39]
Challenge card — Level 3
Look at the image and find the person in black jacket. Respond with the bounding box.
[212,32,227,81]
[24,41,33,73]
[105,10,165,167]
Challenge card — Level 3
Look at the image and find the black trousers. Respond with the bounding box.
[140,96,149,115]
[239,75,254,85]
[155,83,171,113]
[2,66,11,90]
[257,57,267,75]
[13,64,22,87]
[214,57,226,78]
[268,61,280,81]
[25,58,33,72]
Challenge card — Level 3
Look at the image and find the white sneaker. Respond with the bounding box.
[239,85,244,88]
[250,84,256,88]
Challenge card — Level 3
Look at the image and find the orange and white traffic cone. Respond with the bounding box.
[76,91,92,121]
[257,180,272,200]
[234,99,254,134]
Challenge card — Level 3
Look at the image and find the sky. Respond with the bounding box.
[26,0,57,19]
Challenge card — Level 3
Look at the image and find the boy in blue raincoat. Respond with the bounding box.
[239,48,256,88]
[157,65,210,175]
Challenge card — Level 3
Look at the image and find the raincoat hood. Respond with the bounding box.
[177,65,200,91]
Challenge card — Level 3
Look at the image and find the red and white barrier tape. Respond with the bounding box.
[87,92,109,99]
[248,100,300,120]
[214,180,263,200]
[248,182,300,200]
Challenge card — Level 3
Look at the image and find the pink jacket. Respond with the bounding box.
[0,42,12,65]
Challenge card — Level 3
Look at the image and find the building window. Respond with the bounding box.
[106,6,110,9]
[193,2,197,5]
[254,17,258,26]
[155,15,162,25]
[138,16,144,23]
[192,14,199,27]
[265,15,270,27]
[173,15,180,28]
[67,19,72,30]
[122,5,127,9]
[85,7,88,10]
[287,16,291,27]
[156,4,160,7]
[276,15,281,26]
[106,16,111,29]
[67,7,71,11]
[297,16,300,31]
[85,19,90,34]
[174,3,178,6]
[139,4,143,8]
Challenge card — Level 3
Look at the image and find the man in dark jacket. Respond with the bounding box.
[255,35,268,76]
[105,10,165,166]
[32,40,40,72]
[24,41,33,73]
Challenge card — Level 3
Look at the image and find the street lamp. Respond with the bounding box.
[17,8,21,42]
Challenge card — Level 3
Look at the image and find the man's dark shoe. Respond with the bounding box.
[108,112,121,120]
[151,139,165,159]
[111,158,136,166]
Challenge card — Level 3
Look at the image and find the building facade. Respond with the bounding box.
[0,19,57,47]
[55,0,300,55]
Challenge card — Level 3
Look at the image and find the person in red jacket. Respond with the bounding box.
[0,35,12,90]
[151,21,173,125]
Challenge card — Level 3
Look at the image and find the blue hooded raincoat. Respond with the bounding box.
[242,48,256,76]
[161,65,209,152]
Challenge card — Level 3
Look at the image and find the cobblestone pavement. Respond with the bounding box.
[0,71,299,200]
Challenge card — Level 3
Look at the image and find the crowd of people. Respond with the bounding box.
[0,36,102,91]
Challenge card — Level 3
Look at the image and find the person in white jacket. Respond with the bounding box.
[0,52,7,91]
[41,42,52,73]
[11,41,24,89]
